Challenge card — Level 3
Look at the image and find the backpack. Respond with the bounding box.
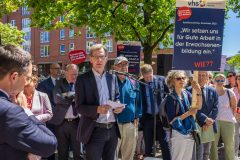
[159,93,180,131]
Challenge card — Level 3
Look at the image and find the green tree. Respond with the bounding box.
[0,22,25,46]
[0,0,175,64]
[229,0,240,17]
[227,51,240,67]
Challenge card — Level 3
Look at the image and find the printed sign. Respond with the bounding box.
[117,44,141,74]
[172,0,226,71]
[68,50,87,64]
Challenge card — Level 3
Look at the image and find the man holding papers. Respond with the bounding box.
[113,56,142,160]
[75,44,124,160]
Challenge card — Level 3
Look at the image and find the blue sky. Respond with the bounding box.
[222,11,240,57]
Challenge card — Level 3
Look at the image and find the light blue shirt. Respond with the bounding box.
[92,69,115,123]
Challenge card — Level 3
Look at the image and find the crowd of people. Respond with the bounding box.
[0,43,240,160]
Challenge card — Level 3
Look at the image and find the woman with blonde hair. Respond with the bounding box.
[210,73,237,160]
[23,75,53,122]
[165,70,202,160]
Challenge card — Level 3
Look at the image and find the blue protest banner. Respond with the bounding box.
[117,44,141,74]
[172,0,226,71]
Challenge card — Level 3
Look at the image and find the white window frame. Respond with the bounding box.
[40,45,50,57]
[86,27,96,38]
[23,31,31,41]
[40,31,50,43]
[60,16,64,22]
[22,18,30,29]
[60,29,65,40]
[69,43,74,51]
[69,29,74,38]
[22,6,30,16]
[86,41,97,54]
[106,39,113,52]
[60,44,66,55]
[10,20,16,27]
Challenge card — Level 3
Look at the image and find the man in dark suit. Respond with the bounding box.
[75,44,124,160]
[50,64,81,160]
[37,63,61,106]
[37,63,61,160]
[0,45,57,160]
[139,64,170,159]
[187,71,219,160]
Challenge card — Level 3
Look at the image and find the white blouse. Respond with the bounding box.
[217,89,237,123]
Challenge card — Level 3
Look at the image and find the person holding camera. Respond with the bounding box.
[50,64,81,160]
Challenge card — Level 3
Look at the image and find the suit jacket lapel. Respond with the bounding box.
[47,77,54,90]
[106,73,112,100]
[89,71,100,103]
[0,90,10,101]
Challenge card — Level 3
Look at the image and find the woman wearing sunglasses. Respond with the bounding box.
[165,70,202,160]
[210,73,237,160]
[233,74,240,158]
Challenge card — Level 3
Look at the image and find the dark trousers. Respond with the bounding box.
[143,114,171,160]
[85,125,118,160]
[46,122,56,160]
[55,119,81,160]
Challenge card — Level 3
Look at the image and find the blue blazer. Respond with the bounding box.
[0,90,57,160]
[187,86,219,133]
[75,70,120,144]
[37,77,55,107]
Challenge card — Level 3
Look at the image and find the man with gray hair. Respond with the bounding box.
[75,44,124,160]
[0,45,57,160]
[50,64,81,160]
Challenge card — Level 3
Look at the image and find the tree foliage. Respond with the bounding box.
[227,52,240,67]
[0,22,25,46]
[229,0,240,17]
[1,0,176,64]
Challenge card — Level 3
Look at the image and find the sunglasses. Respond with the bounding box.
[175,77,186,81]
[227,75,233,78]
[215,79,225,83]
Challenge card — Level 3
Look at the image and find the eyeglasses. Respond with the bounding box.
[215,79,225,83]
[91,55,107,60]
[175,77,186,81]
[227,75,233,78]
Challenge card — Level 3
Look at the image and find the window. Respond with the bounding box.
[22,44,31,52]
[40,31,50,43]
[86,27,96,38]
[10,20,16,27]
[106,39,113,52]
[22,6,30,16]
[69,43,74,51]
[86,41,97,54]
[105,32,111,37]
[60,44,66,55]
[22,18,30,29]
[60,29,65,40]
[69,29,74,38]
[23,31,31,41]
[60,16,64,22]
[40,45,50,57]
